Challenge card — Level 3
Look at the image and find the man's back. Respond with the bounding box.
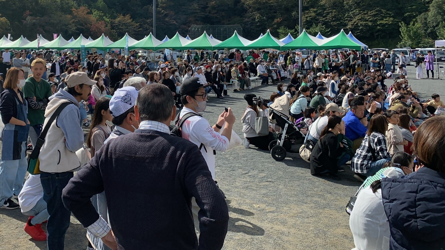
[63,130,229,250]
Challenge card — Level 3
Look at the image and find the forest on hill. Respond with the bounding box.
[0,0,444,48]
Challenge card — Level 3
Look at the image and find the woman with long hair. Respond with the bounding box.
[0,67,29,209]
[86,97,112,157]
[381,116,445,249]
[310,115,348,177]
[91,75,108,103]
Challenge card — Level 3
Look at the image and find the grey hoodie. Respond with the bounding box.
[39,89,84,173]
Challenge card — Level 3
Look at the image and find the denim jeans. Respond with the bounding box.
[40,171,73,250]
[22,197,49,225]
[79,104,87,126]
[366,158,391,176]
[259,75,268,85]
[0,142,27,204]
[338,153,351,167]
[385,64,392,73]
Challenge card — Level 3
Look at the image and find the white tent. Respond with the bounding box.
[435,40,445,48]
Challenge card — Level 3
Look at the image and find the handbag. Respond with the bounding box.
[345,177,369,215]
[76,144,92,168]
[27,102,71,175]
[255,112,269,136]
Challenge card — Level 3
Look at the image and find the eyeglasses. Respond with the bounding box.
[195,93,207,100]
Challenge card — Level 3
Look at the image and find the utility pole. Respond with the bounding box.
[153,0,156,37]
[299,0,302,34]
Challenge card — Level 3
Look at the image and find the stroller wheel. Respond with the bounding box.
[270,146,286,161]
[268,140,278,151]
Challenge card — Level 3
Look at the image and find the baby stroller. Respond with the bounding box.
[268,107,305,161]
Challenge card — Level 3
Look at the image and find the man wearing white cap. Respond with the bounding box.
[38,71,96,250]
[105,86,140,143]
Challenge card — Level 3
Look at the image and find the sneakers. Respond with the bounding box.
[243,138,250,149]
[0,198,20,209]
[24,217,47,241]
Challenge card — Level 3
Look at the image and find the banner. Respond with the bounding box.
[125,35,129,56]
[7,34,10,40]
[37,34,40,49]
[81,45,87,63]
[53,33,58,40]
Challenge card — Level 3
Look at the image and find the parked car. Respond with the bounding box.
[437,51,445,62]
[393,48,411,65]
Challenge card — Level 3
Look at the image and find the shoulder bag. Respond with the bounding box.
[27,102,71,175]
[255,111,269,136]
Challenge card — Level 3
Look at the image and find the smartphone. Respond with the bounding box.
[224,107,229,112]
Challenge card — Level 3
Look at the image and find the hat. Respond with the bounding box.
[109,86,138,117]
[316,86,327,93]
[325,103,342,113]
[160,64,166,68]
[317,72,322,77]
[180,77,204,96]
[65,72,96,88]
[365,76,372,82]
[100,65,107,69]
[205,65,212,69]
[381,167,405,179]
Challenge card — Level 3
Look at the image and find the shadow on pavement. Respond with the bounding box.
[226,200,254,217]
[228,217,265,236]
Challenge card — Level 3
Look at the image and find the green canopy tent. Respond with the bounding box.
[282,30,324,50]
[128,33,162,50]
[214,31,252,49]
[107,33,138,49]
[0,36,10,47]
[318,30,362,50]
[85,34,114,51]
[156,32,191,49]
[40,35,70,50]
[0,36,31,49]
[21,35,51,49]
[181,32,221,50]
[245,30,284,49]
[61,35,91,49]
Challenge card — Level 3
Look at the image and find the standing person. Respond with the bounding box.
[2,49,11,65]
[390,50,397,72]
[63,84,229,250]
[86,97,112,156]
[415,53,424,79]
[108,59,122,94]
[39,72,95,249]
[12,52,24,69]
[360,51,369,73]
[381,116,445,249]
[50,59,62,81]
[23,58,52,147]
[425,50,435,79]
[384,55,392,73]
[0,67,29,209]
[91,75,108,102]
[0,56,9,77]
[21,53,30,78]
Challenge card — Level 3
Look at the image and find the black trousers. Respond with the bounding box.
[247,132,275,150]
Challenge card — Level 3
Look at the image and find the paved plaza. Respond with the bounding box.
[0,65,443,250]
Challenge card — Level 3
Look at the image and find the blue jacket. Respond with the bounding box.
[381,167,445,249]
[343,110,367,141]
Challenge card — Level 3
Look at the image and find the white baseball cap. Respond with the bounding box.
[110,86,138,117]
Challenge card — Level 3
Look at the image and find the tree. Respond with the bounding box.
[427,0,445,37]
[437,22,445,39]
[0,15,11,36]
[306,23,330,36]
[110,14,140,40]
[398,21,425,47]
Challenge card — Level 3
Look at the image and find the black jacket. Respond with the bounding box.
[162,78,176,94]
[205,71,213,84]
[310,132,345,175]
[109,68,123,89]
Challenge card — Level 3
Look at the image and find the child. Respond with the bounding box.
[296,107,316,135]
[397,65,407,76]
[385,110,407,155]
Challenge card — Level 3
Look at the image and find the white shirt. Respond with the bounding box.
[179,107,229,179]
[194,73,207,85]
[18,175,43,213]
[309,115,329,139]
[349,187,390,250]
[257,64,267,76]
[2,51,10,63]
[55,62,60,76]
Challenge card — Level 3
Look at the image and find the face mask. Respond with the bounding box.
[406,99,411,105]
[206,69,211,72]
[101,73,106,78]
[131,125,138,131]
[18,79,26,88]
[187,71,192,75]
[218,68,221,71]
[175,72,179,76]
[114,63,117,67]
[194,99,207,112]
[402,84,405,88]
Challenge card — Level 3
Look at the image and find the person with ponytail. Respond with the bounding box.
[350,152,413,250]
[241,94,274,150]
[310,115,348,177]
[290,85,310,120]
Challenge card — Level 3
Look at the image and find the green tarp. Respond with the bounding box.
[245,30,284,49]
[156,32,191,49]
[128,33,162,50]
[85,34,113,50]
[61,35,91,49]
[214,31,252,49]
[181,32,220,50]
[21,36,50,49]
[107,33,138,49]
[318,30,362,50]
[0,36,31,49]
[282,30,324,50]
[40,36,70,50]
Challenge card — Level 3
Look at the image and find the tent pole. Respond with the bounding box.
[153,0,156,37]
[299,0,302,35]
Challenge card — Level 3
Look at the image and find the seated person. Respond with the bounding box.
[309,86,328,110]
[343,97,368,154]
[306,103,343,144]
[242,94,274,150]
[424,93,445,115]
[351,115,392,178]
[289,86,310,120]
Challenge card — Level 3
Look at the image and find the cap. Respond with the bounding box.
[65,72,96,88]
[205,65,212,69]
[317,72,322,77]
[99,65,107,69]
[316,86,327,93]
[160,64,166,68]
[325,103,342,113]
[180,77,204,96]
[109,86,138,117]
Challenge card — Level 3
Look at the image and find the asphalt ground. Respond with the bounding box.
[0,65,443,250]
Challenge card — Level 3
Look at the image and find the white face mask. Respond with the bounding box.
[406,99,411,105]
[206,69,211,72]
[187,71,192,75]
[101,73,106,78]
[175,72,179,76]
[18,79,26,88]
[194,98,207,112]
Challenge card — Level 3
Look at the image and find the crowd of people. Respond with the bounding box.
[0,46,444,250]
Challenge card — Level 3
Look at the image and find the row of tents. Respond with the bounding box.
[0,29,368,51]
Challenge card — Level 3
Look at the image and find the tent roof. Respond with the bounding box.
[0,36,10,47]
[85,34,114,50]
[107,33,138,49]
[182,32,221,49]
[436,40,445,48]
[246,30,284,49]
[279,33,294,44]
[156,33,191,49]
[21,36,50,49]
[41,35,70,49]
[316,32,326,39]
[162,36,169,43]
[0,36,31,49]
[186,35,191,40]
[214,31,252,49]
[129,33,163,50]
[318,30,362,50]
[61,35,91,49]
[347,32,367,49]
[282,30,323,49]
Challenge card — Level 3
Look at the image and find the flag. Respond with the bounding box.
[53,33,58,40]
[37,34,40,49]
[125,35,129,56]
[7,34,10,40]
